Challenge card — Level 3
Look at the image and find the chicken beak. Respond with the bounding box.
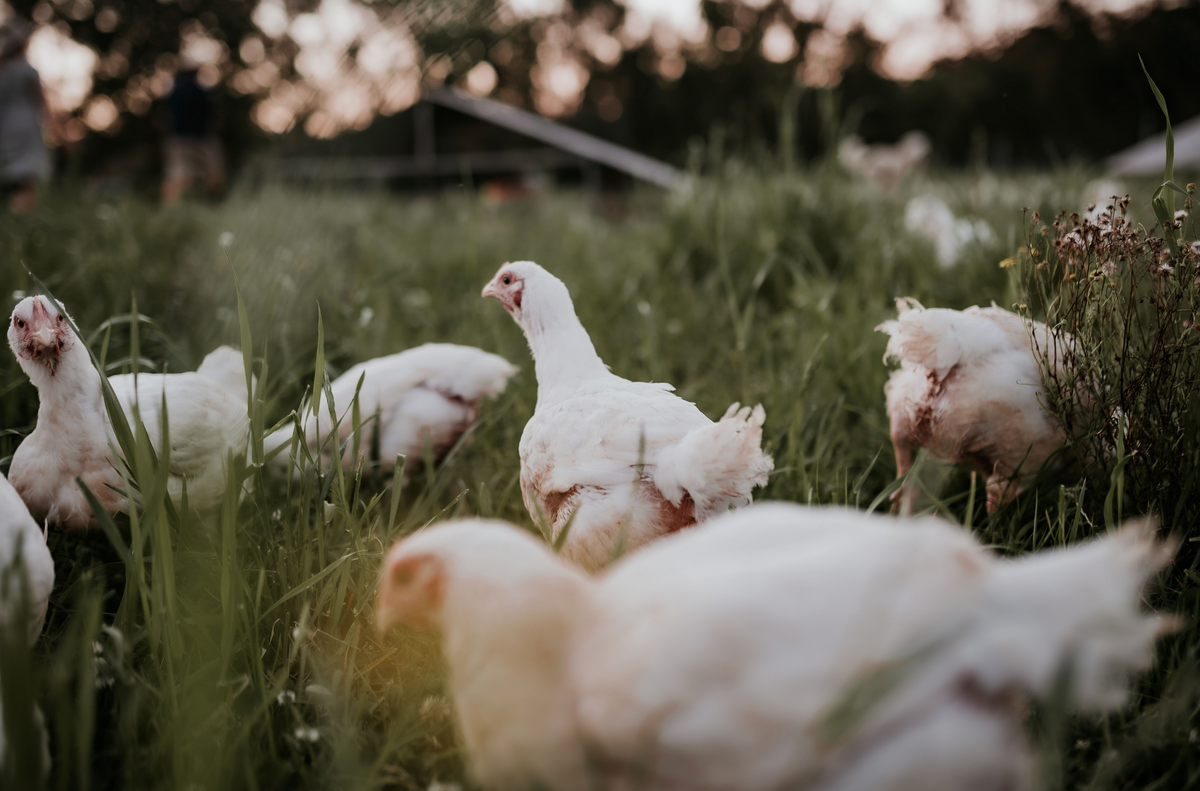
[32,325,57,352]
[481,278,501,300]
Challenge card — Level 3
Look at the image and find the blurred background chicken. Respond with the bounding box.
[878,298,1066,514]
[904,194,997,268]
[376,504,1173,791]
[838,131,931,192]
[265,343,517,476]
[483,261,773,571]
[7,295,252,528]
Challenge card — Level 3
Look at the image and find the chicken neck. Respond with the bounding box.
[22,339,107,441]
[521,295,609,400]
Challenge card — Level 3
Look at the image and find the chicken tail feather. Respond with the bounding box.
[950,518,1177,711]
[653,403,774,520]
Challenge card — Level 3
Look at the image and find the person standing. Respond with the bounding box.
[0,18,51,213]
[161,56,226,205]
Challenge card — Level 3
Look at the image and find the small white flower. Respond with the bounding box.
[357,306,375,327]
[1175,209,1188,221]
[218,231,235,248]
[1157,263,1175,275]
[1099,260,1116,277]
[12,290,25,301]
[636,301,651,317]
[292,625,302,639]
[293,727,320,742]
[276,690,296,705]
[1190,241,1200,256]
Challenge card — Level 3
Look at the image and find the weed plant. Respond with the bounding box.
[0,155,1195,790]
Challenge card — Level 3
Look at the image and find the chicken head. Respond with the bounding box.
[376,546,446,633]
[8,295,76,376]
[481,261,526,320]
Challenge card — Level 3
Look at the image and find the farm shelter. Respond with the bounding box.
[1107,114,1200,175]
[258,87,683,194]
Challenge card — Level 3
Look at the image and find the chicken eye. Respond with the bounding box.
[502,275,512,286]
[57,315,63,322]
[15,319,24,328]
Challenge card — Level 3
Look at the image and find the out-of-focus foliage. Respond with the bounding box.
[8,0,1200,185]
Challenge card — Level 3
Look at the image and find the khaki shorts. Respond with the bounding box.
[164,136,225,182]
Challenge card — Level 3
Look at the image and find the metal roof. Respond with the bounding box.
[423,87,683,188]
[1107,114,1200,175]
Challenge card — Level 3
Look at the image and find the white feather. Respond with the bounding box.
[379,504,1172,791]
[0,473,55,775]
[266,343,517,473]
[486,261,772,570]
[877,298,1066,513]
[7,296,251,528]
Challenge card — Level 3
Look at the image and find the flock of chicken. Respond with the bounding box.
[1,257,1174,789]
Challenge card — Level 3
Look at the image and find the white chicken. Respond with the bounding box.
[904,194,996,268]
[0,473,54,639]
[877,297,1066,514]
[265,344,517,475]
[7,295,252,529]
[839,131,931,192]
[0,472,55,775]
[376,503,1174,791]
[482,261,773,571]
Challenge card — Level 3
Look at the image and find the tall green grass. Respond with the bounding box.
[0,159,1195,789]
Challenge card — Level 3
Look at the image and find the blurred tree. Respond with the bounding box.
[6,0,1200,181]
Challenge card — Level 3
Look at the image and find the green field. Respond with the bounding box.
[1,160,1197,789]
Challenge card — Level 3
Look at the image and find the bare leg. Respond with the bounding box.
[890,420,916,517]
[986,469,1020,514]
